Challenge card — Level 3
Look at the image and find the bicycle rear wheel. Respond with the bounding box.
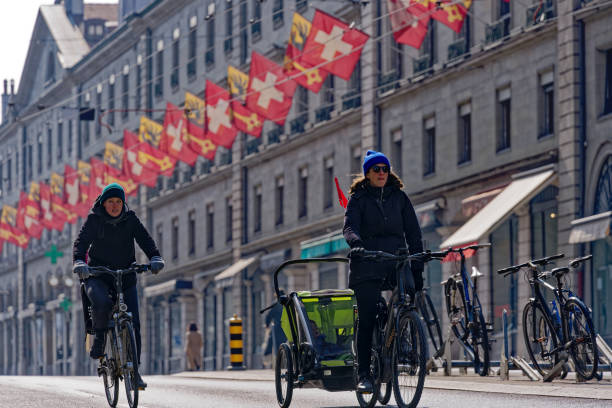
[523,301,558,377]
[275,343,293,408]
[565,299,598,380]
[471,309,490,376]
[377,380,392,405]
[445,279,469,343]
[392,310,427,408]
[417,290,443,358]
[121,322,139,408]
[101,330,119,407]
[355,319,380,408]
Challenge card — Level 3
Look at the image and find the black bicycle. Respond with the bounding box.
[83,264,151,408]
[350,248,445,408]
[498,254,598,380]
[415,288,444,360]
[440,243,491,376]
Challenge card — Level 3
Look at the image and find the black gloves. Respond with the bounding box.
[150,256,165,274]
[73,260,88,279]
[349,247,365,258]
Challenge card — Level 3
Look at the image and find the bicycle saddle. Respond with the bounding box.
[551,267,570,277]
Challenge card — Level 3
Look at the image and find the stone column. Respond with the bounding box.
[215,286,224,369]
[360,3,376,151]
[160,299,169,374]
[17,248,23,375]
[244,279,253,368]
[515,206,532,357]
[231,134,244,261]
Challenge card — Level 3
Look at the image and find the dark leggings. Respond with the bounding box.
[354,265,416,377]
[85,278,142,364]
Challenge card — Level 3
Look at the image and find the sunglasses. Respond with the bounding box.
[371,165,390,173]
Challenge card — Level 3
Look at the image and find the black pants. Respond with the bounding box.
[85,278,142,363]
[354,264,417,377]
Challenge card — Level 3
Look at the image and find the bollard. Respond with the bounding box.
[228,314,246,370]
[500,309,509,380]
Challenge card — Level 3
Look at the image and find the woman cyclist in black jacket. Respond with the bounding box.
[73,183,165,390]
[343,150,424,393]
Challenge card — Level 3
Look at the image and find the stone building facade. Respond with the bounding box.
[0,0,610,375]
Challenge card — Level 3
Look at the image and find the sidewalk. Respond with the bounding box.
[173,368,612,400]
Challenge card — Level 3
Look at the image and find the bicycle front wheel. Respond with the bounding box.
[121,322,139,408]
[565,298,598,380]
[523,301,558,377]
[377,380,392,405]
[392,310,427,408]
[445,279,469,343]
[417,290,443,358]
[102,330,119,407]
[471,309,490,376]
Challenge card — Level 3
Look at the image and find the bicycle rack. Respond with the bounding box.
[597,334,612,379]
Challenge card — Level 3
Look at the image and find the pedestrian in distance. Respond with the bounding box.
[343,150,424,394]
[73,182,165,390]
[185,322,203,371]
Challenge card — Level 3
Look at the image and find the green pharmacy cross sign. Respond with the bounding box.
[45,245,64,264]
[60,297,72,312]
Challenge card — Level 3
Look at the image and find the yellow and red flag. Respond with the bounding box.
[51,172,77,224]
[301,9,369,81]
[247,52,297,125]
[39,182,64,231]
[138,116,164,149]
[123,130,162,188]
[185,91,205,127]
[77,160,93,210]
[0,205,29,248]
[160,102,199,165]
[285,13,328,93]
[17,191,43,239]
[228,66,264,138]
[104,141,125,177]
[65,164,89,217]
[185,120,218,161]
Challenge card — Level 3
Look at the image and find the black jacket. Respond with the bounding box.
[73,199,160,289]
[343,180,423,288]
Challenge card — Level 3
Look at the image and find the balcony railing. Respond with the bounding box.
[377,70,400,95]
[268,126,283,144]
[413,55,432,76]
[485,15,511,44]
[526,1,556,27]
[315,105,334,123]
[448,38,468,61]
[245,137,261,156]
[219,150,232,166]
[342,90,361,111]
[290,113,308,135]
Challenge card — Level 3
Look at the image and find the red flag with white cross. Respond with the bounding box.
[160,102,199,166]
[301,9,369,81]
[123,130,159,188]
[39,182,64,231]
[227,66,264,138]
[387,0,430,49]
[205,80,238,148]
[17,191,43,240]
[246,52,297,125]
[64,164,89,218]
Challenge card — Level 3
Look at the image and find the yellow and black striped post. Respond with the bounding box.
[228,313,245,370]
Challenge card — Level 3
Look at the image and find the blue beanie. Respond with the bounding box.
[99,183,126,204]
[362,150,391,175]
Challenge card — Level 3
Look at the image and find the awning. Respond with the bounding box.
[441,166,556,248]
[300,231,349,259]
[144,279,193,298]
[214,255,260,282]
[568,211,611,243]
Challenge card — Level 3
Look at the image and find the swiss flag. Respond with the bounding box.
[228,66,264,137]
[387,0,430,49]
[50,172,76,225]
[301,10,369,81]
[17,192,43,240]
[123,130,159,188]
[65,164,89,218]
[186,121,218,161]
[40,182,64,231]
[77,161,93,212]
[89,158,108,201]
[160,103,199,166]
[246,52,297,125]
[205,80,238,148]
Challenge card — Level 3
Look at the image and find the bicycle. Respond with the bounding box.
[498,254,598,380]
[440,243,491,376]
[350,248,445,408]
[415,288,444,359]
[82,263,151,408]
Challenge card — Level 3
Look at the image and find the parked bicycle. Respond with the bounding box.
[498,254,598,380]
[82,263,151,408]
[415,288,444,360]
[440,243,491,376]
[349,248,446,408]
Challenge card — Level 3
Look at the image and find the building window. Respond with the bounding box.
[296,0,308,13]
[207,203,214,249]
[206,5,215,67]
[57,122,63,161]
[351,145,361,175]
[136,61,142,109]
[171,35,180,89]
[275,176,284,226]
[239,0,248,64]
[458,103,471,164]
[96,89,102,138]
[272,0,284,28]
[298,167,308,218]
[67,120,73,158]
[37,136,42,174]
[499,0,510,17]
[251,0,262,40]
[188,25,197,78]
[423,117,435,176]
[6,157,11,192]
[530,186,558,259]
[155,42,164,98]
[605,50,612,115]
[47,128,53,169]
[156,224,163,256]
[323,157,334,210]
[27,144,33,181]
[225,0,233,53]
[108,78,115,127]
[121,68,129,120]
[254,184,262,233]
[391,128,402,178]
[46,51,55,82]
[188,210,196,255]
[497,87,511,152]
[171,217,179,260]
[539,71,554,138]
[226,197,233,242]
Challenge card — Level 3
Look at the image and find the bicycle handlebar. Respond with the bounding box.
[497,253,565,276]
[443,243,492,253]
[348,249,445,262]
[86,264,152,277]
[569,254,592,268]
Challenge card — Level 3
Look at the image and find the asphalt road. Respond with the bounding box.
[0,375,609,408]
